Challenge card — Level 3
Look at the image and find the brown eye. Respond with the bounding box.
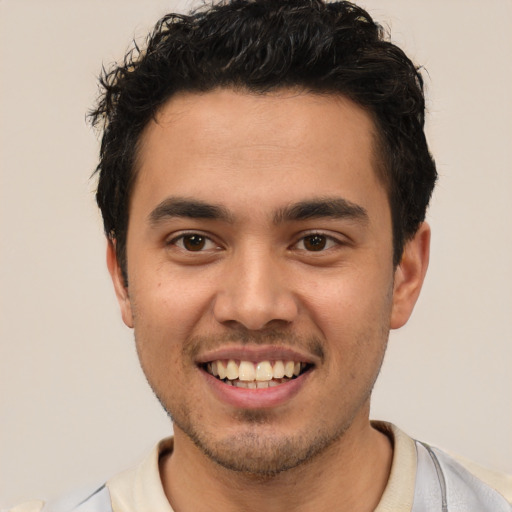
[169,233,220,255]
[302,234,327,251]
[182,234,206,251]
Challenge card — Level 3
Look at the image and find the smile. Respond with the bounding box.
[203,359,312,389]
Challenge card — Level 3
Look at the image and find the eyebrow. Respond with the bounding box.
[148,196,368,226]
[273,197,368,224]
[149,197,234,225]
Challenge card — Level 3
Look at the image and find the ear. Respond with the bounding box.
[390,222,430,330]
[106,239,134,328]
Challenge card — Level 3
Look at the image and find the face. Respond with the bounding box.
[109,88,427,475]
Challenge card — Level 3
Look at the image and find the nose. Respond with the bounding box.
[212,246,299,331]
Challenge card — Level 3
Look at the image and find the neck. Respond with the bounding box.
[160,416,393,512]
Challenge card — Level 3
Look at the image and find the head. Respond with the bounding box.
[90,0,437,284]
[91,0,436,477]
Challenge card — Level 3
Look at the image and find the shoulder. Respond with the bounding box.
[4,437,173,512]
[373,422,512,511]
[415,440,512,510]
[5,485,112,512]
[452,452,512,503]
[430,445,512,506]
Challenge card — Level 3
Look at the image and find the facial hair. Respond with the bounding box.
[142,327,385,477]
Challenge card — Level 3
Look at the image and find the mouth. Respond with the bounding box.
[201,359,313,389]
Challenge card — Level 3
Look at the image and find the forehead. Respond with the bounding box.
[141,88,377,157]
[132,88,387,220]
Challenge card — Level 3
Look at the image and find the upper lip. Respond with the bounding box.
[195,344,320,365]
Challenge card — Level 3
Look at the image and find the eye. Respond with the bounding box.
[295,233,339,252]
[171,233,218,252]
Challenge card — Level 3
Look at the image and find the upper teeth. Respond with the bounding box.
[207,360,304,381]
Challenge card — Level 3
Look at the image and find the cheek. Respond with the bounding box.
[129,273,215,377]
[300,266,393,344]
[301,271,393,323]
[131,284,198,398]
[132,265,216,328]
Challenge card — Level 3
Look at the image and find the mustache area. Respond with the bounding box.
[183,328,326,364]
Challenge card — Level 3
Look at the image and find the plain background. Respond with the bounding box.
[1,0,511,506]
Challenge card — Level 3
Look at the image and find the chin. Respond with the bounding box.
[172,413,349,477]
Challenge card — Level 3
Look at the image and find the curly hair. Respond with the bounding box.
[89,0,437,280]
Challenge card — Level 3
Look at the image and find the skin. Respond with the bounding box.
[108,88,430,512]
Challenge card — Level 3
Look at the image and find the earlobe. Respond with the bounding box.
[390,222,431,330]
[106,239,134,328]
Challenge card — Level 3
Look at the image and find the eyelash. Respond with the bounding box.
[167,232,220,252]
[167,231,343,253]
[293,232,341,252]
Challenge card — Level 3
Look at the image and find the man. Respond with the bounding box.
[9,1,511,511]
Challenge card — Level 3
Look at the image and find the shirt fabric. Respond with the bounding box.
[8,422,512,512]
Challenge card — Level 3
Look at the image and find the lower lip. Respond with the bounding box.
[201,369,312,409]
